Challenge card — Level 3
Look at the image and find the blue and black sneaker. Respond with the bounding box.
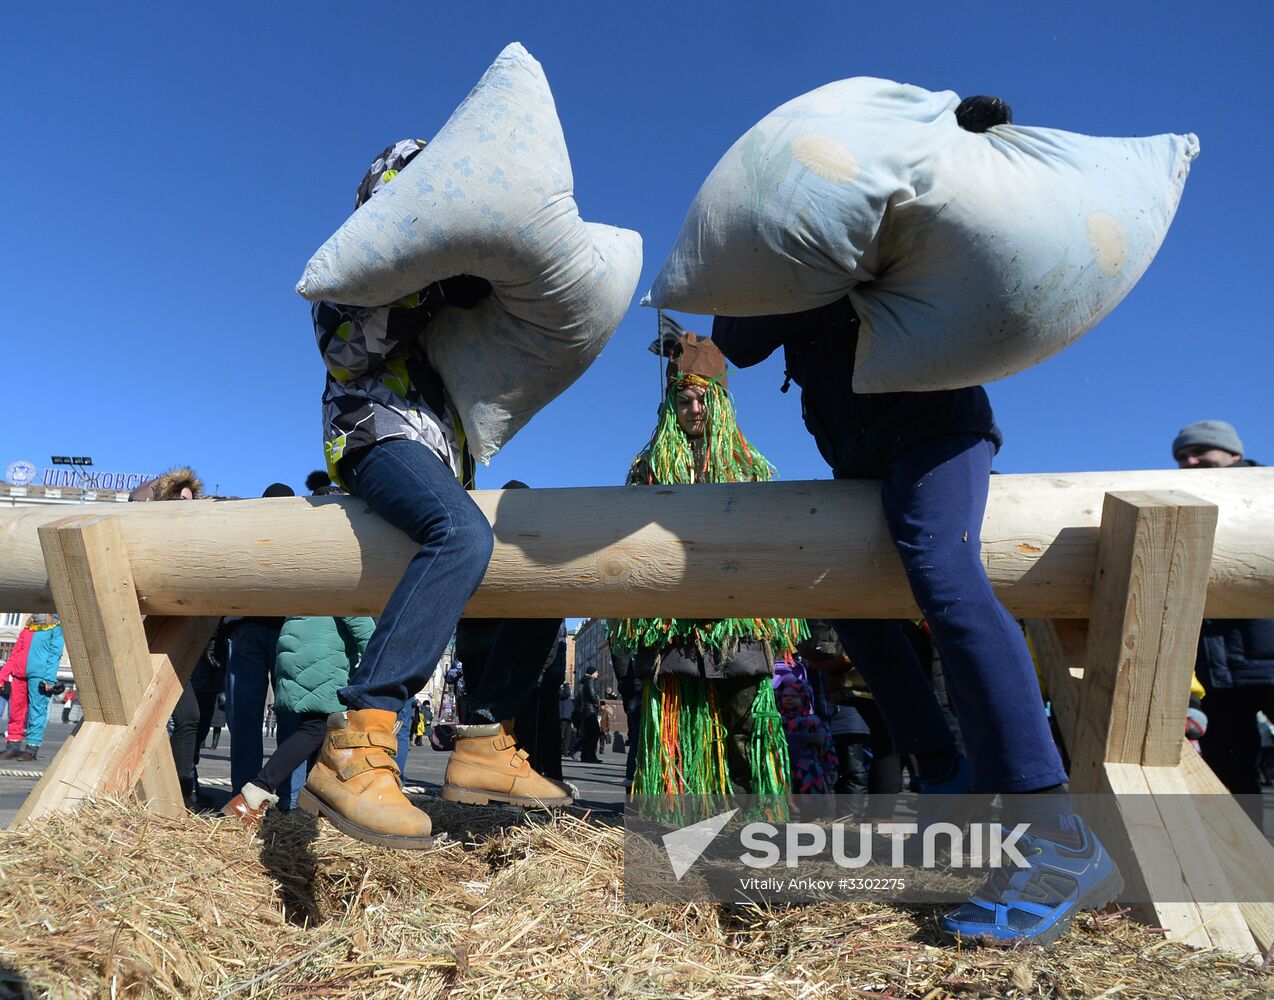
[940,814,1123,946]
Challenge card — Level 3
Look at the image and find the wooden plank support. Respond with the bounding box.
[1070,491,1217,782]
[1055,491,1274,958]
[12,515,214,826]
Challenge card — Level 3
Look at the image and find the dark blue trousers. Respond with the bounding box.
[832,434,1066,793]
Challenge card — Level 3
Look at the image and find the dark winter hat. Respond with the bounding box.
[355,139,428,210]
[262,482,295,498]
[1172,420,1244,459]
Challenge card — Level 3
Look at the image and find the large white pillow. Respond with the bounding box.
[645,77,1198,393]
[297,43,642,462]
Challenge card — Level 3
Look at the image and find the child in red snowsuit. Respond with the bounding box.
[0,627,34,756]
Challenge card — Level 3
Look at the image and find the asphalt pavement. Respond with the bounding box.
[0,717,628,827]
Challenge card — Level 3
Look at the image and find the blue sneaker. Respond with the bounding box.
[940,815,1123,946]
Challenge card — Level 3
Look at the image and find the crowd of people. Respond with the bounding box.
[3,111,1267,952]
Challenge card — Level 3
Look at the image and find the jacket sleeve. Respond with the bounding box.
[337,617,378,663]
[711,315,788,369]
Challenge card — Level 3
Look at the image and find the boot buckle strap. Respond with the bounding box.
[337,752,400,782]
[510,748,530,768]
[331,731,398,752]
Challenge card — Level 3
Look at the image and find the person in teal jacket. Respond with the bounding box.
[223,616,375,826]
[20,614,65,760]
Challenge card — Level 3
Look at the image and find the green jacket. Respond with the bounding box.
[273,616,376,715]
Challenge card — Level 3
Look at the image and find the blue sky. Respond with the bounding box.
[3,2,1270,499]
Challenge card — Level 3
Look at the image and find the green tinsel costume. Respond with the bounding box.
[612,332,804,816]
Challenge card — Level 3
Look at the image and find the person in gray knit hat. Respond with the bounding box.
[1171,418,1272,828]
[1172,420,1245,468]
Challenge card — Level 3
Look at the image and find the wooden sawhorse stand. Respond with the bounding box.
[1027,491,1274,959]
[12,514,214,825]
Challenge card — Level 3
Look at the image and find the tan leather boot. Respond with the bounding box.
[297,709,433,849]
[442,722,573,808]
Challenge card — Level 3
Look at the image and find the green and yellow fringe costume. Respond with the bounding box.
[614,375,805,818]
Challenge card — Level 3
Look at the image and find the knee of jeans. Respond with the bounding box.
[444,505,494,569]
[900,551,996,620]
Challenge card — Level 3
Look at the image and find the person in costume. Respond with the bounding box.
[13,615,65,761]
[610,326,800,812]
[300,140,571,850]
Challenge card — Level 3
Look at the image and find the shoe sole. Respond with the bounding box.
[948,866,1125,948]
[296,788,434,850]
[440,784,572,809]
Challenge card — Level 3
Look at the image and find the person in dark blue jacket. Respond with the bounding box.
[712,283,1120,945]
[1173,419,1274,826]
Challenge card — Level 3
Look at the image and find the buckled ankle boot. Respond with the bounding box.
[297,709,433,849]
[442,721,573,808]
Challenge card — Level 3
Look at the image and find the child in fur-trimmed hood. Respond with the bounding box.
[129,466,203,502]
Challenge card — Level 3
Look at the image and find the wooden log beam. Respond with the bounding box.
[2,469,1271,620]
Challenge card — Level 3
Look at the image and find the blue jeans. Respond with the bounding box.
[339,438,494,714]
[832,434,1066,793]
[225,620,284,795]
[273,709,309,809]
[395,700,413,776]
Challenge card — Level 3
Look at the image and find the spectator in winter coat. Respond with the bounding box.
[129,465,209,806]
[576,668,603,764]
[559,683,575,755]
[776,676,838,802]
[223,481,294,799]
[224,615,375,827]
[0,626,36,758]
[1173,420,1274,827]
[16,615,65,760]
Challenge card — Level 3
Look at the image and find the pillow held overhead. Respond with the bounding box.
[298,42,642,462]
[645,76,1197,393]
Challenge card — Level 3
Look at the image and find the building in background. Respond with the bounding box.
[572,617,616,695]
[1,481,132,508]
[565,630,576,692]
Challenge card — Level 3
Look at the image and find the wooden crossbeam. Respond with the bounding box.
[11,515,214,825]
